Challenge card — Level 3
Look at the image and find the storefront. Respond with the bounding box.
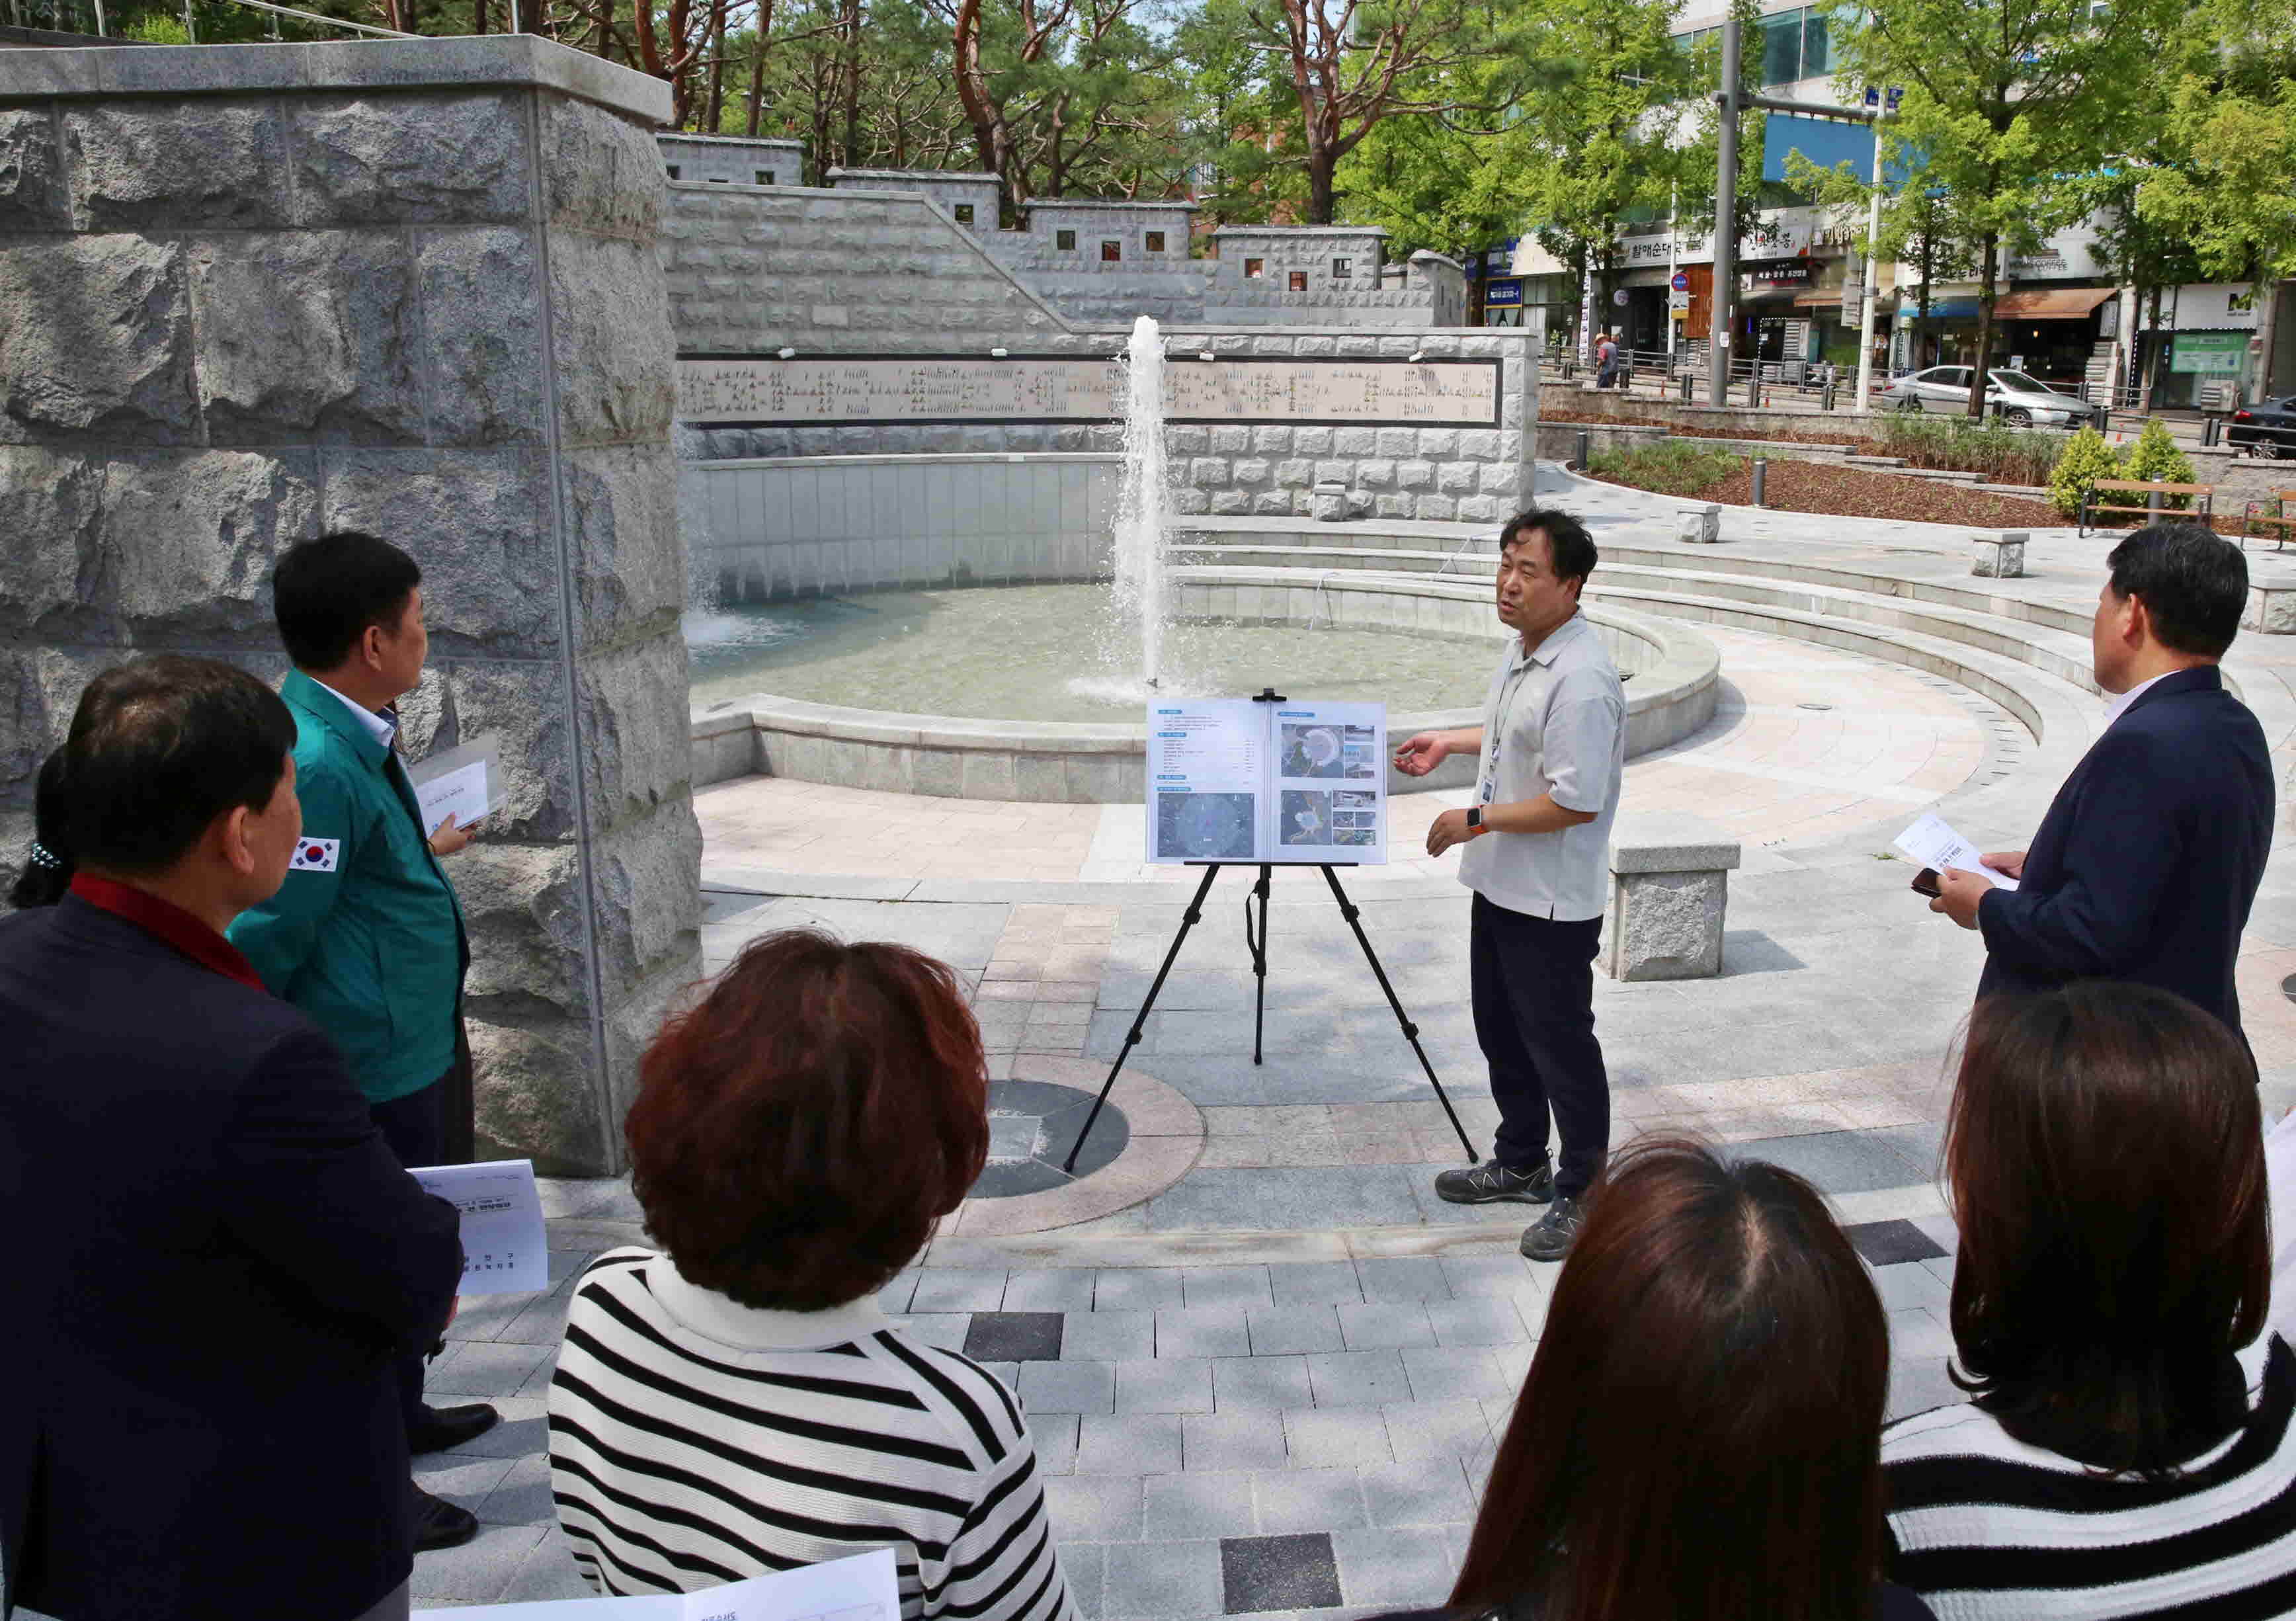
[2133,284,2265,408]
[1888,286,2113,386]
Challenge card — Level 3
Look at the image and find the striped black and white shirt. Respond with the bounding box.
[1881,1334,2296,1619]
[548,1248,1075,1621]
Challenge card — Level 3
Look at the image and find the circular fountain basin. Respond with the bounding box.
[688,570,1721,802]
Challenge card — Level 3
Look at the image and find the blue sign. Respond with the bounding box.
[1484,277,1524,307]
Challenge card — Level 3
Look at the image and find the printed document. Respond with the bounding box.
[1891,812,2020,890]
[409,733,506,835]
[409,1158,550,1295]
[1146,700,1387,864]
[413,1547,899,1621]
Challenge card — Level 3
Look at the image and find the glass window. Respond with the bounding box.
[1332,257,1352,278]
[1146,231,1165,252]
[1799,11,1828,77]
[665,165,680,179]
[1762,11,1803,84]
[1057,229,1077,250]
[756,169,776,186]
[954,204,974,224]
[1289,270,1309,291]
[1245,257,1265,278]
[706,177,727,184]
[1102,240,1122,262]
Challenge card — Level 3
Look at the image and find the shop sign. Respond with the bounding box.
[1668,292,1691,311]
[1743,257,1816,286]
[1483,277,1524,307]
[2169,331,2248,374]
[1622,231,1710,265]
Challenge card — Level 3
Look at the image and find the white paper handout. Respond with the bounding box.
[1891,812,2020,890]
[413,1548,899,1621]
[1146,700,1387,864]
[408,732,506,837]
[408,1158,550,1295]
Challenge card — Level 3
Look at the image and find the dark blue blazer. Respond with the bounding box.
[1977,665,2274,1033]
[0,895,464,1621]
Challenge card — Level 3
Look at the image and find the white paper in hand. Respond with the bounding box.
[1891,812,2019,890]
[409,1158,550,1294]
[409,732,505,836]
[412,1547,900,1621]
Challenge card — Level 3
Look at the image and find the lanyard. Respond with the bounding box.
[1480,648,1538,806]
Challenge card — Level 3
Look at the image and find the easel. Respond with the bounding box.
[1062,689,1480,1173]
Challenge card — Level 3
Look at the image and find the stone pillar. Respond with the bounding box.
[0,38,699,1175]
[1602,813,1742,981]
[1675,505,1723,544]
[1970,530,2027,577]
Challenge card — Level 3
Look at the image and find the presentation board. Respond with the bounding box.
[1147,699,1387,864]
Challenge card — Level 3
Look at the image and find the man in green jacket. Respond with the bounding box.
[228,530,493,1555]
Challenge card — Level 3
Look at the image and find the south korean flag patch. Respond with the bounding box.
[289,837,340,874]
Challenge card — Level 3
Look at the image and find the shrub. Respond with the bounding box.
[1876,413,2063,487]
[1586,440,1741,497]
[2047,426,2122,519]
[2117,417,2198,508]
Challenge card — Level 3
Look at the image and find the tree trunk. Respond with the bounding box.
[2139,283,2164,411]
[472,0,485,35]
[704,4,727,132]
[1965,231,1998,419]
[1305,149,1336,226]
[744,19,764,136]
[839,0,861,170]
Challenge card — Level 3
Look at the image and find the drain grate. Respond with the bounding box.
[1797,702,1834,712]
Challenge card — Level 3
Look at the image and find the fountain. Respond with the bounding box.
[1110,315,1171,693]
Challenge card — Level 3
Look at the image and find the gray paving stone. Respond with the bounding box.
[434,1394,550,1460]
[1267,1261,1366,1306]
[1354,1257,1452,1303]
[977,1360,1022,1390]
[1179,1265,1275,1311]
[1889,1307,1957,1360]
[493,1524,591,1602]
[877,1269,922,1313]
[1425,1297,1533,1348]
[1029,1411,1081,1475]
[499,1288,580,1347]
[1003,1269,1098,1313]
[1077,1414,1184,1476]
[967,1311,1065,1362]
[1116,1357,1215,1414]
[1331,1524,1459,1606]
[1383,1399,1491,1462]
[1360,1456,1475,1527]
[414,1453,518,1512]
[1020,1358,1117,1415]
[474,1452,555,1526]
[1044,1475,1145,1542]
[1063,1309,1156,1362]
[1252,1464,1370,1533]
[1337,1302,1437,1351]
[1059,1542,1107,1620]
[1211,1354,1314,1411]
[407,1522,551,1606]
[896,1313,972,1352]
[1399,1346,1510,1404]
[913,1267,1011,1311]
[1306,1350,1411,1407]
[1102,1538,1224,1619]
[1093,1267,1188,1312]
[1282,1407,1394,1470]
[1887,1356,1969,1423]
[1871,1261,1951,1311]
[1245,1303,1345,1356]
[1438,1255,1545,1300]
[1143,1470,1260,1540]
[1156,1307,1250,1359]
[428,1341,555,1399]
[1181,1409,1288,1472]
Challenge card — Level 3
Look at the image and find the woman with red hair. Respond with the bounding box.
[548,929,1074,1621]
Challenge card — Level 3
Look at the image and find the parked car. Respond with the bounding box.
[2229,396,2296,460]
[1876,366,2089,427]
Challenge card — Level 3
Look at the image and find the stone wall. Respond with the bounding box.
[0,36,700,1176]
[660,132,805,187]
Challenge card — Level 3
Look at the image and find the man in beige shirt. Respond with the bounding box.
[1395,509,1627,1261]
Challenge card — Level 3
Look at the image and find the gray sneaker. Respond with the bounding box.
[1520,1194,1586,1262]
[1434,1156,1555,1206]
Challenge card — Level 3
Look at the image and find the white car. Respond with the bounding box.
[1877,366,2089,427]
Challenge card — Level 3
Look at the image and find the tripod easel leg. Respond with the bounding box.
[1321,864,1481,1163]
[1247,863,1272,1065]
[1062,862,1222,1173]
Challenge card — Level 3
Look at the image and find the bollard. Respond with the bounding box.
[2148,488,2164,514]
[1822,382,1837,411]
[2091,404,2110,433]
[2203,417,2223,448]
[1751,458,1767,508]
[1678,372,1693,403]
[1575,429,1591,469]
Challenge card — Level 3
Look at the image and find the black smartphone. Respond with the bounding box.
[1910,868,1942,899]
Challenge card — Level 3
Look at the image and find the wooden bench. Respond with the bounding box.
[2242,491,2296,552]
[2079,478,2216,536]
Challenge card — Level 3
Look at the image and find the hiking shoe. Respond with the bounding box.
[1434,1156,1555,1206]
[1519,1194,1586,1262]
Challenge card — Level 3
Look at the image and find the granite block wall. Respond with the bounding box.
[0,36,698,1175]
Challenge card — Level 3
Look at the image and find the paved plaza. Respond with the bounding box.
[406,470,2296,1612]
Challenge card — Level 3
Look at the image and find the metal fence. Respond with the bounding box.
[5,0,409,40]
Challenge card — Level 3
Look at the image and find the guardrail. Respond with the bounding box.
[6,0,411,41]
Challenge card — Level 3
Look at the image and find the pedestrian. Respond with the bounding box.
[1596,329,1621,390]
[226,530,493,1552]
[1,656,463,1621]
[1393,509,1627,1261]
[1926,522,2272,1037]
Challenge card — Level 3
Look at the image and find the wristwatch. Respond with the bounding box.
[1465,807,1484,834]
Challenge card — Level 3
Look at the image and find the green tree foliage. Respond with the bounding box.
[2119,416,2199,506]
[2047,424,2122,519]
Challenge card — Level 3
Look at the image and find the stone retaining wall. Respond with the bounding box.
[0,36,700,1175]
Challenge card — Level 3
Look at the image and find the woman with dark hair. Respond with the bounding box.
[1379,1136,1932,1621]
[11,749,73,909]
[1883,983,2295,1618]
[548,928,1075,1621]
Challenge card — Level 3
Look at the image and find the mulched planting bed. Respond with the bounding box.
[1594,458,2064,528]
[1541,407,1873,448]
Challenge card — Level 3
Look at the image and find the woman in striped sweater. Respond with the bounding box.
[547,929,1075,1621]
[1883,983,2296,1619]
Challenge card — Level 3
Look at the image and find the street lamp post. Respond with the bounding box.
[1708,17,1741,407]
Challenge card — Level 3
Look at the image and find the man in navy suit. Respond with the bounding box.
[1930,522,2275,1036]
[0,657,464,1621]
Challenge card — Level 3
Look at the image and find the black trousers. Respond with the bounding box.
[370,1075,450,1436]
[1470,892,1610,1200]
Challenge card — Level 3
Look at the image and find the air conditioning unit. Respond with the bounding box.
[2199,380,2239,413]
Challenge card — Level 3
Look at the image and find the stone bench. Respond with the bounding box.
[1674,504,1721,544]
[1602,813,1742,981]
[2244,576,2296,635]
[1971,530,2027,578]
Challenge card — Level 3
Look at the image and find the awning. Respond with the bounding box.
[1793,291,1844,308]
[1991,286,2117,320]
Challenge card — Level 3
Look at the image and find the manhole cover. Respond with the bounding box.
[969,1078,1130,1198]
[2281,973,2296,1005]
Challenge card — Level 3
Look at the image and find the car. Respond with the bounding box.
[2229,395,2296,460]
[1875,366,2090,427]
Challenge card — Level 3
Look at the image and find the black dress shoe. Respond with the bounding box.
[409,1401,501,1456]
[411,1484,480,1552]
